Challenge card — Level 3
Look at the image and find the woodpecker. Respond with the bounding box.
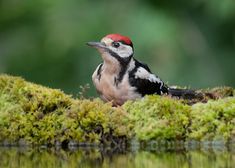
[87,34,196,106]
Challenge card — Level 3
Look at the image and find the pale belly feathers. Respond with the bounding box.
[92,72,141,106]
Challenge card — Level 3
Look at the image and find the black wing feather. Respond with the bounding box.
[128,59,168,96]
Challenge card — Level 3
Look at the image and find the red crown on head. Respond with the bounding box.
[105,34,133,46]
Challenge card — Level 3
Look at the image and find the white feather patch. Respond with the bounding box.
[110,43,133,58]
[135,67,162,84]
[116,45,133,58]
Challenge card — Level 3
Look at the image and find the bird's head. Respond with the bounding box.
[87,34,134,64]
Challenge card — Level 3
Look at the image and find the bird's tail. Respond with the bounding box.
[168,88,202,100]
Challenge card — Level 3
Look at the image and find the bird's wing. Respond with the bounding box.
[128,60,168,96]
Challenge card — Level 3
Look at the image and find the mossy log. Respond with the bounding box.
[0,74,234,147]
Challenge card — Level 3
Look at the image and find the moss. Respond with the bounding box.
[0,75,132,146]
[63,99,132,144]
[189,97,235,141]
[123,96,190,141]
[209,87,234,98]
[200,87,234,101]
[181,86,234,105]
[0,74,73,114]
[0,74,235,146]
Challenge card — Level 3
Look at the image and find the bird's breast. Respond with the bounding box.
[92,72,141,105]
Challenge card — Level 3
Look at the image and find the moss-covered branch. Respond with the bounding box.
[0,74,234,146]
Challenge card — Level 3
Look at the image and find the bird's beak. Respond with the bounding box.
[86,42,106,49]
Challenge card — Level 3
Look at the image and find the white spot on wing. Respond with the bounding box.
[135,67,163,85]
[135,67,148,79]
[128,59,135,71]
[149,74,161,83]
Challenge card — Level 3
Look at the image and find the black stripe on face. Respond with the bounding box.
[108,49,132,64]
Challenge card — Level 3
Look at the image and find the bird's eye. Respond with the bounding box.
[112,42,120,48]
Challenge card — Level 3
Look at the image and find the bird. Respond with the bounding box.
[87,33,197,106]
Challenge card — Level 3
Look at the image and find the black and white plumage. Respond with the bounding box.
[87,34,196,106]
[128,59,168,96]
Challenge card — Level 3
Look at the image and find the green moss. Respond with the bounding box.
[0,74,235,145]
[181,86,234,105]
[189,97,235,141]
[63,99,132,144]
[0,75,132,145]
[123,96,190,141]
[0,74,73,114]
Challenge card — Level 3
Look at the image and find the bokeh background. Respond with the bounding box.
[0,0,235,97]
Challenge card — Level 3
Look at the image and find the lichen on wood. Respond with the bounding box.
[0,74,234,146]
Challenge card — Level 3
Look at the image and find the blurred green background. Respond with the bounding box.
[0,0,235,97]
